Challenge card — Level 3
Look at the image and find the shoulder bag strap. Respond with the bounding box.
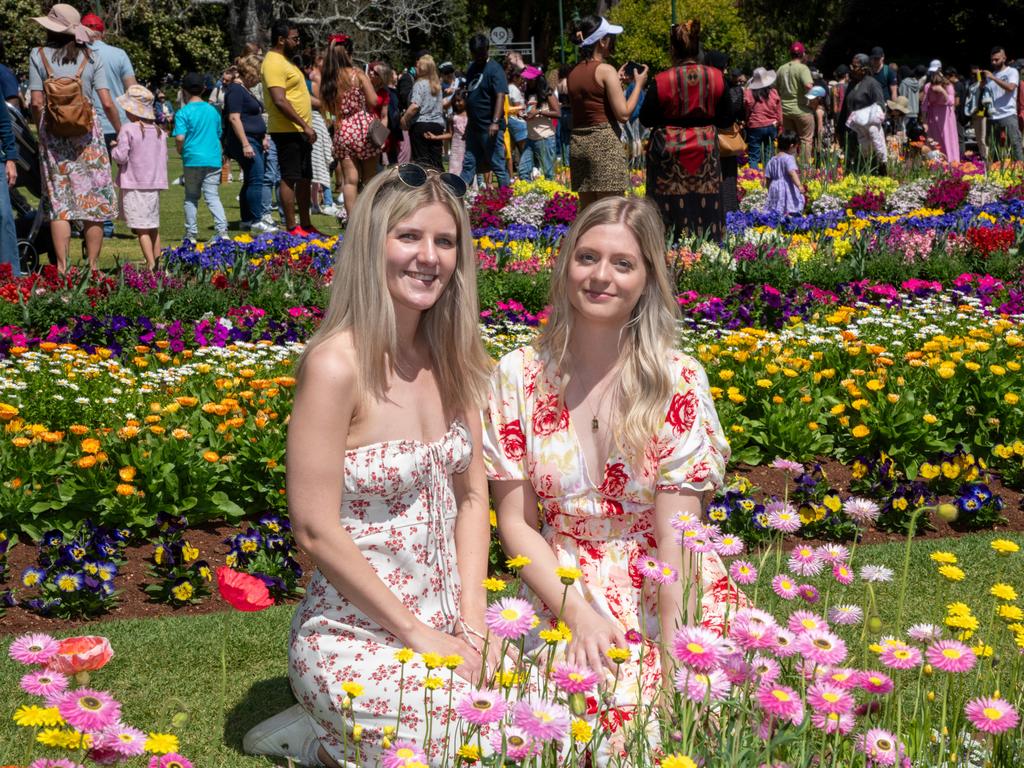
[38,47,54,78]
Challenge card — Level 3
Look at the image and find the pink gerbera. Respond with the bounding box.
[655,563,679,585]
[757,683,804,724]
[675,667,732,703]
[766,502,801,533]
[551,663,599,694]
[28,761,84,768]
[20,669,70,698]
[823,667,860,690]
[858,670,894,695]
[512,697,570,742]
[771,574,799,600]
[797,629,847,666]
[750,654,782,684]
[730,608,779,651]
[382,740,428,768]
[485,597,536,640]
[9,633,60,666]
[811,710,855,735]
[831,562,854,585]
[787,610,828,635]
[636,556,663,581]
[788,546,823,577]
[489,726,538,761]
[148,755,193,768]
[672,626,724,670]
[807,681,855,714]
[856,728,903,766]
[454,689,507,726]
[879,645,922,670]
[713,533,746,557]
[95,723,147,757]
[925,640,977,673]
[729,560,758,585]
[964,697,1020,734]
[797,584,820,604]
[772,628,798,657]
[57,688,121,732]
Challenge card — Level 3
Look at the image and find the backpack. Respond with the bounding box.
[38,47,95,138]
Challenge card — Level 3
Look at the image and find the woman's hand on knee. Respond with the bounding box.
[405,623,483,683]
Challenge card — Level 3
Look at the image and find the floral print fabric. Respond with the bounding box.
[331,79,378,162]
[40,114,117,222]
[483,345,748,755]
[289,421,475,767]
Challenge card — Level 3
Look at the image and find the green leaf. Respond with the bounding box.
[210,491,245,520]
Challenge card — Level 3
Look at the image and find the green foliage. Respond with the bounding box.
[610,0,752,72]
[478,270,551,314]
[0,0,44,77]
[675,257,734,297]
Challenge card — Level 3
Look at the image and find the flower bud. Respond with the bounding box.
[923,663,934,676]
[936,503,958,523]
[569,692,588,717]
[867,615,883,633]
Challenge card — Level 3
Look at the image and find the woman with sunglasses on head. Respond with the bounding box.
[244,165,493,768]
[484,196,748,760]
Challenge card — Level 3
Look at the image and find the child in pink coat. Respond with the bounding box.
[111,85,168,269]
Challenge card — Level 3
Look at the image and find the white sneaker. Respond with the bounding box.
[251,220,278,234]
[260,214,279,227]
[242,704,322,766]
[319,204,341,217]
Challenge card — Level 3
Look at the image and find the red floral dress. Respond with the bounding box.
[483,346,748,757]
[289,421,475,766]
[331,75,378,161]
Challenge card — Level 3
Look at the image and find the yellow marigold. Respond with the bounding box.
[930,551,957,565]
[117,425,140,439]
[40,431,63,443]
[851,424,870,438]
[69,424,89,435]
[923,413,938,424]
[571,718,594,742]
[605,646,630,663]
[556,566,583,584]
[457,743,481,762]
[13,705,62,728]
[506,554,531,569]
[119,466,137,482]
[422,675,444,690]
[998,604,1024,622]
[202,450,220,463]
[661,755,698,768]
[443,654,464,670]
[938,565,965,582]
[1006,393,1021,405]
[76,455,97,469]
[482,577,507,592]
[830,403,846,415]
[11,436,31,448]
[175,396,198,407]
[341,681,364,698]
[394,647,414,663]
[421,652,444,669]
[991,539,1020,555]
[171,428,191,440]
[991,583,1018,601]
[115,484,136,497]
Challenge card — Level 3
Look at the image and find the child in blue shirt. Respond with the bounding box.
[172,72,227,241]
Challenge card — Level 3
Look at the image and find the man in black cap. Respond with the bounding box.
[870,47,897,100]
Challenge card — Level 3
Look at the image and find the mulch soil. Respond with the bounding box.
[2,462,1022,636]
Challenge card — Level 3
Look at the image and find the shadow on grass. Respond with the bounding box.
[224,675,296,753]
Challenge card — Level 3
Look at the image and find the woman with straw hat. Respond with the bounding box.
[743,67,782,169]
[28,3,120,272]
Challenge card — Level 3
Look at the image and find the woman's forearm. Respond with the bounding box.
[454,499,490,625]
[228,113,248,147]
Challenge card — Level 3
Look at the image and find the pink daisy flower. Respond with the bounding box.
[807,681,855,714]
[655,563,679,585]
[766,502,801,533]
[20,669,70,698]
[788,546,823,577]
[771,457,804,476]
[757,683,804,725]
[28,761,84,768]
[843,497,880,525]
[906,623,943,643]
[797,584,820,604]
[828,605,863,626]
[721,653,751,685]
[858,670,894,695]
[485,597,536,640]
[925,640,977,673]
[57,688,121,732]
[772,628,798,657]
[675,668,732,703]
[148,755,193,768]
[816,543,850,563]
[551,663,599,694]
[668,510,700,532]
[672,626,724,670]
[797,629,847,666]
[489,726,538,761]
[512,698,570,742]
[382,741,428,768]
[831,562,854,585]
[454,689,507,726]
[9,633,60,666]
[713,533,746,557]
[856,728,903,766]
[636,557,663,581]
[731,619,777,652]
[823,667,860,690]
[96,723,146,757]
[729,560,758,585]
[787,609,827,635]
[810,710,855,735]
[681,533,714,553]
[750,654,782,684]
[879,645,922,670]
[964,697,1020,734]
[771,574,799,600]
[624,629,643,645]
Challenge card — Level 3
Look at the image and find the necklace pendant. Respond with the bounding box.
[591,417,599,432]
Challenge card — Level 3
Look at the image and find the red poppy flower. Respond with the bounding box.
[216,567,273,612]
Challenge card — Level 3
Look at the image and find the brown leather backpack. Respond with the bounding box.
[38,47,95,138]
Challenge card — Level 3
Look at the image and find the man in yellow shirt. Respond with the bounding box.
[262,19,318,236]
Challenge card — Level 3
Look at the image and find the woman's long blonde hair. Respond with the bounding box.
[295,168,491,411]
[416,54,442,96]
[537,197,679,460]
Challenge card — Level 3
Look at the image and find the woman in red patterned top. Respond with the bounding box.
[483,196,747,760]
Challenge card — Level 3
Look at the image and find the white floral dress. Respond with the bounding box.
[289,421,475,767]
[483,346,748,748]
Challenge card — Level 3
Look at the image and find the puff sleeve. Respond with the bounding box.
[656,355,731,493]
[482,348,529,481]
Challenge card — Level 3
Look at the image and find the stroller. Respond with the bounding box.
[6,102,55,271]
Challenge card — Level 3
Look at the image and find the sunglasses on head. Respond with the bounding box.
[396,163,467,198]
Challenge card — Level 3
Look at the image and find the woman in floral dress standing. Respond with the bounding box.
[243,166,492,767]
[484,196,747,761]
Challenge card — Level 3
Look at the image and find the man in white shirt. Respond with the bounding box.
[984,45,1023,161]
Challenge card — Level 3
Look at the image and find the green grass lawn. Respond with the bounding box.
[25,141,345,271]
[1,530,1021,766]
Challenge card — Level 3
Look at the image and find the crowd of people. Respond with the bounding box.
[3,6,1024,269]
